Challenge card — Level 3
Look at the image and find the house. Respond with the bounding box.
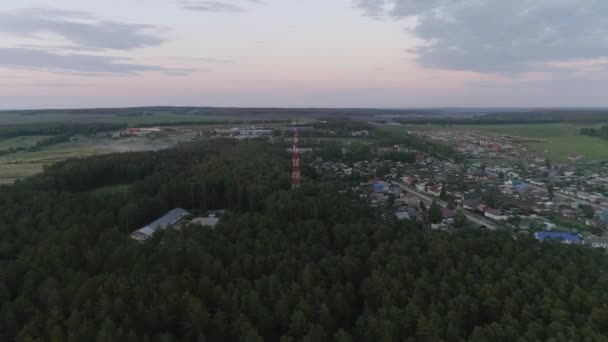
[484,208,509,221]
[372,181,387,191]
[431,223,449,231]
[514,182,530,193]
[584,236,608,249]
[395,211,410,221]
[352,130,370,137]
[125,127,162,136]
[508,172,521,179]
[442,207,456,219]
[130,208,189,241]
[238,129,273,136]
[427,185,442,197]
[403,176,417,185]
[534,231,582,245]
[463,199,486,212]
[400,193,421,206]
[599,210,608,223]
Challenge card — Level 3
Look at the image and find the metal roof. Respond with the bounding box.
[130,208,188,238]
[395,211,410,220]
[190,217,220,227]
[534,231,581,244]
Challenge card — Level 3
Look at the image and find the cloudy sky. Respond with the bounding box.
[1,0,608,109]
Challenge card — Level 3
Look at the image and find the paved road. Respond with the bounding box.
[392,182,502,230]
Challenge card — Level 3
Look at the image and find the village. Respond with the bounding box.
[309,137,608,250]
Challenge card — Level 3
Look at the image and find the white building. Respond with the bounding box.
[190,216,220,228]
[585,236,608,249]
[484,209,509,221]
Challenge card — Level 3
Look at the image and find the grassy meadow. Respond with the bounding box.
[0,143,106,184]
[0,135,52,150]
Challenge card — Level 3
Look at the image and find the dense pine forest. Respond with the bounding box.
[1,140,607,341]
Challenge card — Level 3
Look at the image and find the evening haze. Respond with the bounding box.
[1,0,608,109]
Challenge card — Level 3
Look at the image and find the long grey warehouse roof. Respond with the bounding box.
[130,208,188,239]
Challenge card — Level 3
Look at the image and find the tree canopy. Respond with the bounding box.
[1,140,607,341]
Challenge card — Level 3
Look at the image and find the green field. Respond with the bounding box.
[0,135,52,150]
[0,144,106,184]
[0,136,179,184]
[393,123,608,163]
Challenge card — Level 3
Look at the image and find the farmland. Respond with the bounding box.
[0,135,52,150]
[0,136,178,184]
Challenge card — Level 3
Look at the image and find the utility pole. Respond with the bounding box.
[291,129,301,189]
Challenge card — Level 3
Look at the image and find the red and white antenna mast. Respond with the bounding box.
[291,129,301,189]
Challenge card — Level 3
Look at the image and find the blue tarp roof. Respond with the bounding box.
[372,181,385,190]
[534,231,581,244]
[513,180,529,192]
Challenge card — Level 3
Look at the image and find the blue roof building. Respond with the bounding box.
[513,180,529,193]
[130,208,189,241]
[534,231,581,245]
[372,181,386,191]
[599,210,608,223]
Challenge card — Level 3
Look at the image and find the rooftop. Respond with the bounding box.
[190,217,220,227]
[534,231,581,244]
[130,208,189,240]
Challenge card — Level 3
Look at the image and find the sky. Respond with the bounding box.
[1,0,608,109]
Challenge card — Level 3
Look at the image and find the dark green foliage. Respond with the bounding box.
[429,201,443,224]
[581,125,608,140]
[315,143,342,161]
[375,129,463,161]
[344,142,372,162]
[579,204,596,219]
[1,141,607,341]
[382,151,417,163]
[0,122,124,139]
[312,118,374,132]
[454,210,468,228]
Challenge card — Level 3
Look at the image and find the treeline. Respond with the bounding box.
[0,123,125,139]
[136,119,292,128]
[309,127,459,163]
[1,141,608,341]
[1,107,442,120]
[312,118,375,132]
[1,135,73,157]
[375,128,464,162]
[581,125,608,140]
[382,151,417,163]
[394,110,608,125]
